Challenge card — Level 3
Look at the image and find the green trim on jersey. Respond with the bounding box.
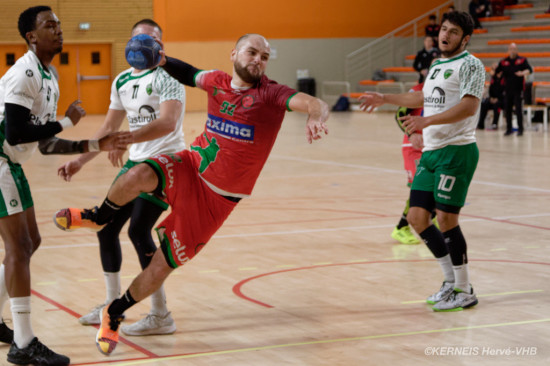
[36,62,52,80]
[193,70,204,87]
[430,51,469,70]
[116,68,156,90]
[286,92,298,112]
[113,159,169,210]
[157,227,179,268]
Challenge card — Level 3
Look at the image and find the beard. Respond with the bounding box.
[440,38,464,58]
[234,61,262,84]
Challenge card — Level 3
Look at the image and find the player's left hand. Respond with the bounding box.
[400,114,428,135]
[306,118,329,144]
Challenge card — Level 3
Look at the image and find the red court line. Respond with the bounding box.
[31,289,158,358]
[233,259,550,308]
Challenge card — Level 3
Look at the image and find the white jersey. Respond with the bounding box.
[422,51,485,151]
[110,67,186,161]
[0,51,59,164]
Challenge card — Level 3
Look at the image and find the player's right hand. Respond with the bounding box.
[358,92,384,113]
[58,159,82,182]
[65,100,86,125]
[108,149,126,168]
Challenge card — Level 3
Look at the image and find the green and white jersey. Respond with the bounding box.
[0,51,59,164]
[422,51,485,151]
[111,67,186,161]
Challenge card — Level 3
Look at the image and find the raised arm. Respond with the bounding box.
[358,91,424,113]
[288,92,329,144]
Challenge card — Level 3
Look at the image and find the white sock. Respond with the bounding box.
[150,285,168,316]
[11,296,33,348]
[453,264,471,293]
[104,272,121,303]
[0,265,9,321]
[436,254,455,283]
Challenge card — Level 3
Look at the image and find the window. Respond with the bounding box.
[91,52,100,64]
[60,52,69,65]
[6,53,15,66]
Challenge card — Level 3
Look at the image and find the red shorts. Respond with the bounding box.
[402,135,422,186]
[145,150,238,268]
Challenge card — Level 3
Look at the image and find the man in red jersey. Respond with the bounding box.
[54,33,329,356]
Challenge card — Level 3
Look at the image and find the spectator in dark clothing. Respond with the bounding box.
[425,14,440,44]
[496,42,533,136]
[469,0,488,28]
[413,36,440,83]
[478,63,505,129]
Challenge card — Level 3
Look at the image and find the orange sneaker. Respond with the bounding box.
[53,207,104,232]
[96,305,124,356]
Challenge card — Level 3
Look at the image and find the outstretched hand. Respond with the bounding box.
[57,159,82,182]
[306,118,329,144]
[358,92,384,113]
[98,131,133,151]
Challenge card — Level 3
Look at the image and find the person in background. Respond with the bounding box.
[413,36,440,83]
[496,42,532,136]
[425,14,440,44]
[477,63,504,130]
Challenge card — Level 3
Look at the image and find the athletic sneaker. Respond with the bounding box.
[79,303,105,325]
[53,206,104,232]
[121,312,176,336]
[432,216,440,230]
[7,337,69,365]
[391,226,420,245]
[432,287,478,312]
[0,321,13,344]
[96,305,124,356]
[426,281,455,304]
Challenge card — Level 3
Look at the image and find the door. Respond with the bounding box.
[52,43,111,115]
[0,45,28,77]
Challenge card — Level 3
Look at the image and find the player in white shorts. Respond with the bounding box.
[0,6,129,365]
[57,19,185,336]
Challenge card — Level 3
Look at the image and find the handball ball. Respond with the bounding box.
[125,34,161,69]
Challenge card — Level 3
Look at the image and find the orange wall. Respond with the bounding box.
[154,0,448,41]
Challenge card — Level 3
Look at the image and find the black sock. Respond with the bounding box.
[443,225,468,265]
[96,198,122,225]
[108,289,137,317]
[419,224,448,258]
[396,215,409,229]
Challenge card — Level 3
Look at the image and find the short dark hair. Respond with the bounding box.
[18,5,52,44]
[132,19,162,36]
[442,10,474,37]
[429,14,437,20]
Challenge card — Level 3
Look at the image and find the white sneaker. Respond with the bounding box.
[121,312,176,336]
[426,281,454,304]
[79,304,105,325]
[432,287,478,312]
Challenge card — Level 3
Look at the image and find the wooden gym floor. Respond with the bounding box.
[2,110,549,365]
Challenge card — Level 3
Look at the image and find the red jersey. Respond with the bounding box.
[191,70,297,197]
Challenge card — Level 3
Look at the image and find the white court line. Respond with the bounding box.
[271,155,550,193]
